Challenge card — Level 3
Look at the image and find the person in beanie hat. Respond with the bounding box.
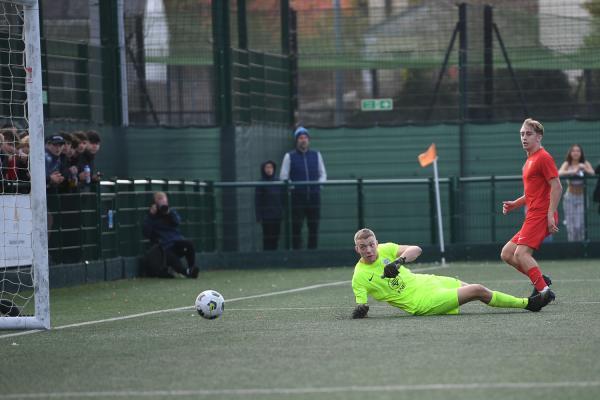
[280,126,327,249]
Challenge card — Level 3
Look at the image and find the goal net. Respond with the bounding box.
[0,0,49,329]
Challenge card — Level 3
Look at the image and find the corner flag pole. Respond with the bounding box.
[432,157,446,266]
[418,143,446,266]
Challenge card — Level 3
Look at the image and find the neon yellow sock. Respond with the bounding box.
[489,291,527,309]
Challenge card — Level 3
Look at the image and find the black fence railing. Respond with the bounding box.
[40,175,600,265]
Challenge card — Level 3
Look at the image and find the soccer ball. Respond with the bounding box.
[195,290,225,319]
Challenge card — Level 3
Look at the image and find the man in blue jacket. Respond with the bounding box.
[142,192,199,278]
[280,127,327,249]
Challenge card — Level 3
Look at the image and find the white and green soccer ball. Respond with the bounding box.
[195,290,225,319]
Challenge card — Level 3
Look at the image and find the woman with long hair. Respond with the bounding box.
[558,144,595,241]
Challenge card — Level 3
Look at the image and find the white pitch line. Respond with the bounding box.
[2,264,596,340]
[0,280,349,340]
[1,381,599,398]
[0,264,450,339]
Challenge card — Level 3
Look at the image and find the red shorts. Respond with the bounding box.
[510,211,558,251]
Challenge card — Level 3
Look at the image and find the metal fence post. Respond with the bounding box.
[428,177,436,245]
[449,176,458,244]
[490,175,496,242]
[205,181,217,252]
[284,180,292,250]
[192,179,202,250]
[357,178,364,230]
[584,176,589,242]
[114,180,120,259]
[95,183,103,260]
[99,0,123,125]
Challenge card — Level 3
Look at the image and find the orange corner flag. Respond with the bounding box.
[418,143,437,167]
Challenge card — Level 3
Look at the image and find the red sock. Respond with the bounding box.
[527,267,547,292]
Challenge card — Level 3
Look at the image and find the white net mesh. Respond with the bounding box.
[0,1,35,320]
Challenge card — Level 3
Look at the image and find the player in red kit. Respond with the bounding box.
[500,118,562,305]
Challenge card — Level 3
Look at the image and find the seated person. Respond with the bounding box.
[142,191,199,278]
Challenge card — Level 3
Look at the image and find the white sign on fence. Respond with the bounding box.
[0,195,33,267]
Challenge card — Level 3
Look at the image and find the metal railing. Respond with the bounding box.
[42,175,600,264]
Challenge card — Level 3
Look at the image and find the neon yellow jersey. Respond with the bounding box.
[351,242,460,315]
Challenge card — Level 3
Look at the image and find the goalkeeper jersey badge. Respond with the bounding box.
[388,277,406,293]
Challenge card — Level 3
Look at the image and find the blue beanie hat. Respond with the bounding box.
[294,126,309,140]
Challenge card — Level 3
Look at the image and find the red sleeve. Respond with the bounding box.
[540,152,558,181]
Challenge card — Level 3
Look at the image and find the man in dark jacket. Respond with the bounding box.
[280,127,327,249]
[255,160,283,250]
[142,192,199,278]
[44,135,66,190]
[594,163,600,213]
[76,130,102,191]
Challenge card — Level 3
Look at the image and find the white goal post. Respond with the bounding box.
[0,0,49,329]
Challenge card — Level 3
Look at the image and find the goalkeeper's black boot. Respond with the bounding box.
[525,289,554,312]
[525,293,544,312]
[530,274,552,297]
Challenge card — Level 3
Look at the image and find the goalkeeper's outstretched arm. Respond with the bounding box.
[396,245,422,263]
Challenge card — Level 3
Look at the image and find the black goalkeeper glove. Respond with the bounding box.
[381,257,406,279]
[352,304,369,319]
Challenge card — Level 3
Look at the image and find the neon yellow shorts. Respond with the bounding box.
[414,275,462,316]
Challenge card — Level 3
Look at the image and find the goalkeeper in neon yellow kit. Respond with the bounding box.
[351,228,552,319]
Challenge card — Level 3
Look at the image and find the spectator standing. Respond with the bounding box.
[558,144,595,242]
[59,133,79,191]
[44,135,66,189]
[594,162,600,214]
[1,127,18,183]
[142,192,199,279]
[6,134,30,182]
[280,126,327,249]
[72,131,89,156]
[0,132,5,190]
[76,130,101,190]
[67,133,81,166]
[255,160,283,250]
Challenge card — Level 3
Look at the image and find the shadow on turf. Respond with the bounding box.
[337,309,548,320]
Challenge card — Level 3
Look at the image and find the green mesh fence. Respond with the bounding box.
[39,1,600,127]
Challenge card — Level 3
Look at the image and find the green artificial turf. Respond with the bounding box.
[1,260,599,400]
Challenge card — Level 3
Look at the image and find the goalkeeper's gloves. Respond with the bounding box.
[352,304,369,319]
[381,257,406,278]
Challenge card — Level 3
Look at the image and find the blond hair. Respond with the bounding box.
[354,228,375,244]
[523,118,544,135]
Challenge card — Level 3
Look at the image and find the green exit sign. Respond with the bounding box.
[361,98,393,111]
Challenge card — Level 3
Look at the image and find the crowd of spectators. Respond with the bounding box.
[44,130,102,193]
[0,127,102,193]
[0,127,30,191]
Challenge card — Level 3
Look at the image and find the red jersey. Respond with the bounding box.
[522,147,558,214]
